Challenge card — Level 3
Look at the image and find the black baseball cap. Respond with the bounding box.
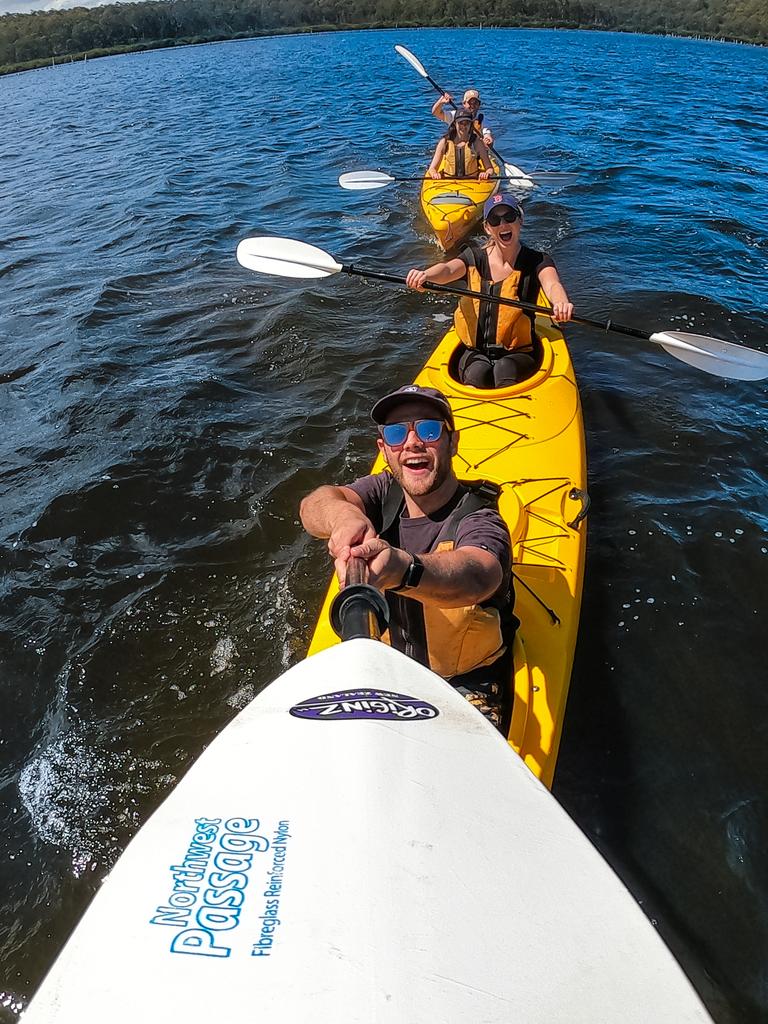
[371,385,455,428]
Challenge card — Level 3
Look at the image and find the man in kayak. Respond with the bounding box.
[300,385,514,727]
[427,109,494,180]
[406,192,573,386]
[432,88,494,147]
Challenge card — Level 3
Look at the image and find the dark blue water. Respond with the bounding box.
[1,27,767,1022]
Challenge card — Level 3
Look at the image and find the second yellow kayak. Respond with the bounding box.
[419,161,499,251]
[307,314,588,788]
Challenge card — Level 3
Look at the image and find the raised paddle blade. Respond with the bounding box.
[649,331,768,381]
[236,237,342,279]
[338,170,395,191]
[394,43,428,78]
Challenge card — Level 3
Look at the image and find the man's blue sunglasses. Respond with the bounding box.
[379,419,446,448]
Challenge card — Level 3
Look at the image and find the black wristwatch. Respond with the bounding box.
[391,554,425,593]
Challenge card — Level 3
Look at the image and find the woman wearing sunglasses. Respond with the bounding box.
[406,193,574,388]
[426,109,494,181]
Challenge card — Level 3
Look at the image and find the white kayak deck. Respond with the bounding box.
[23,640,711,1022]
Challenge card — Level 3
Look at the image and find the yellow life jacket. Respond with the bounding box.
[442,138,480,178]
[454,262,534,352]
[416,539,506,678]
[379,480,516,681]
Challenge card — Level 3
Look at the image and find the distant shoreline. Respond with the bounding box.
[1,20,765,79]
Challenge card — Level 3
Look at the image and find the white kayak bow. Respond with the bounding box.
[22,640,714,1023]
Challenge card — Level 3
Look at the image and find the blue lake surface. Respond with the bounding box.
[1,26,767,1022]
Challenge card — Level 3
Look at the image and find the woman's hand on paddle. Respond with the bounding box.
[478,169,492,180]
[344,538,411,590]
[406,268,429,292]
[538,268,573,324]
[428,168,441,179]
[407,259,466,290]
[551,301,574,323]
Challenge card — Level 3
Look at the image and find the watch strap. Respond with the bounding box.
[391,554,425,592]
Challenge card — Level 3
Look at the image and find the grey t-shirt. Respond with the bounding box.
[347,474,511,598]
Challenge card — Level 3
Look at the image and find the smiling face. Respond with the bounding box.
[376,399,458,499]
[484,204,523,248]
[453,116,472,138]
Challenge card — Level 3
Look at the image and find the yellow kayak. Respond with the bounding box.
[307,315,588,789]
[420,161,499,251]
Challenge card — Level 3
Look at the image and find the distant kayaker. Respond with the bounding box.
[299,384,515,727]
[432,88,494,147]
[406,192,574,387]
[427,109,494,180]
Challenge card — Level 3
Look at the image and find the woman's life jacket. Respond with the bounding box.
[453,245,547,353]
[442,136,480,177]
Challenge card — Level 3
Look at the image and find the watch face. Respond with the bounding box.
[406,556,425,589]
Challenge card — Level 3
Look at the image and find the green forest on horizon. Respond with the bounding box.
[1,0,765,76]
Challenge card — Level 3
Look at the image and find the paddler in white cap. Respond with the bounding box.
[432,88,494,147]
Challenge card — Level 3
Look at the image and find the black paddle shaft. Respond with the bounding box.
[424,71,455,107]
[329,556,390,643]
[340,264,651,342]
[373,174,529,183]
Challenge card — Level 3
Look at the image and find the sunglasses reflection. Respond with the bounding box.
[379,419,446,448]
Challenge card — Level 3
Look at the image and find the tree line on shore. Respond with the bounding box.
[1,0,765,76]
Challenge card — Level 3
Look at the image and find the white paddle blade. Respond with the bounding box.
[338,170,395,191]
[504,163,536,189]
[394,43,428,78]
[650,331,768,381]
[527,171,579,185]
[236,237,342,280]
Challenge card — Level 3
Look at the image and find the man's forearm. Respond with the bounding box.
[402,548,502,607]
[431,97,450,122]
[300,485,364,539]
[416,550,500,606]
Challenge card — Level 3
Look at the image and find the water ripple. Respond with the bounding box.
[1,26,767,1024]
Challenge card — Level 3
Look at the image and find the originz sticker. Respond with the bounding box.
[289,689,439,721]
